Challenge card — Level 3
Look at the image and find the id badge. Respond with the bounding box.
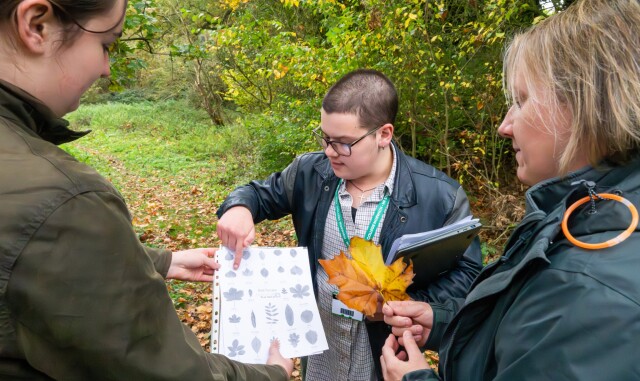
[331,293,364,321]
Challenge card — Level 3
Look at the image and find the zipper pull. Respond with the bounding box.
[571,180,601,214]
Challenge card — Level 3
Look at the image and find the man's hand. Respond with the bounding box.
[166,248,219,282]
[380,332,430,381]
[266,339,294,378]
[216,206,255,269]
[383,301,433,347]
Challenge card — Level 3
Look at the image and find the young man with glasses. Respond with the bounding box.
[216,69,482,381]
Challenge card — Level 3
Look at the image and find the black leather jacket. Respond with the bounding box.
[217,143,483,377]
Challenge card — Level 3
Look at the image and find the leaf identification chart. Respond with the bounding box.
[211,246,328,364]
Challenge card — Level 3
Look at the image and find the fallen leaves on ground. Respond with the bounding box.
[319,237,414,317]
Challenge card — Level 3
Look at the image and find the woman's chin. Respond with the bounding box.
[63,100,81,116]
[516,168,533,187]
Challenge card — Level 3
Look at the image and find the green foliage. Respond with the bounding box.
[108,1,162,90]
[81,88,157,104]
[188,0,544,189]
[481,241,501,264]
[105,0,550,194]
[242,106,318,176]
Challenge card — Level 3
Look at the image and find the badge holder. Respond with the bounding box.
[331,293,364,321]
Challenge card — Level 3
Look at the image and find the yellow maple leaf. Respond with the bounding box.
[319,237,414,316]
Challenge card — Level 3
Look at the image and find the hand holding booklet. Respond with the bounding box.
[386,216,481,287]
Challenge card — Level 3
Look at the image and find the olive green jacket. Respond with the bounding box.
[404,159,640,380]
[0,81,287,381]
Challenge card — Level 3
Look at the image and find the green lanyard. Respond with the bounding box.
[334,179,390,248]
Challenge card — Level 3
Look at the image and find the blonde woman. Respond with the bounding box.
[381,0,640,380]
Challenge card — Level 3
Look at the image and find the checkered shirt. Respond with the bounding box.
[305,147,398,381]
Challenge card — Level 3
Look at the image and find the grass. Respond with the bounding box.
[64,97,296,212]
[66,100,242,188]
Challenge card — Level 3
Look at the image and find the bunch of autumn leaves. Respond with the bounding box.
[319,237,415,317]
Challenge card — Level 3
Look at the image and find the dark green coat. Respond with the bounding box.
[406,160,640,381]
[0,81,287,380]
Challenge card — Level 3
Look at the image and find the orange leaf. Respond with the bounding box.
[319,237,414,316]
[319,251,380,316]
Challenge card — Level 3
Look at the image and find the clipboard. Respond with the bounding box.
[388,221,481,288]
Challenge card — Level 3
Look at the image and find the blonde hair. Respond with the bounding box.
[503,0,640,174]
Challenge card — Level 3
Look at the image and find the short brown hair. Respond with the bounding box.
[322,69,398,131]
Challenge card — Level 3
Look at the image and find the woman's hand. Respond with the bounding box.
[166,248,219,282]
[383,301,433,347]
[380,331,430,381]
[266,339,294,377]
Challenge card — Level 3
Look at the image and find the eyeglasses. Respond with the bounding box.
[312,125,383,157]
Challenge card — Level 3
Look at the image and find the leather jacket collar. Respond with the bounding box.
[0,80,89,145]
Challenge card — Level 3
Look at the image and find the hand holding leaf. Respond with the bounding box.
[319,237,414,317]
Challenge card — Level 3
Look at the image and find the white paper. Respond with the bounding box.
[211,246,328,364]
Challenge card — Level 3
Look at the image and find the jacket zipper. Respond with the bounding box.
[444,228,533,378]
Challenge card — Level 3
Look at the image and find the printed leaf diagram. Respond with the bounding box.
[319,237,414,316]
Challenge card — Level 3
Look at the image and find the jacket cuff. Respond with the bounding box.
[216,201,255,222]
[402,368,440,381]
[423,301,455,351]
[273,364,289,381]
[144,246,172,278]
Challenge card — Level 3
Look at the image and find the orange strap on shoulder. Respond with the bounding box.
[562,193,638,250]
